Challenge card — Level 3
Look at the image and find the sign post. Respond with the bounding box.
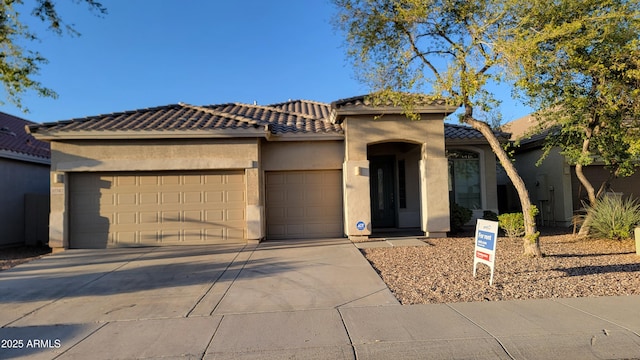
[473,219,499,285]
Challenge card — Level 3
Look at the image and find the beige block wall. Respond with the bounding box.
[48,138,261,249]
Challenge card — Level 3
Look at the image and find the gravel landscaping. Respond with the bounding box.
[362,228,640,304]
[0,246,51,271]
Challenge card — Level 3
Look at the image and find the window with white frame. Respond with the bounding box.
[447,150,481,209]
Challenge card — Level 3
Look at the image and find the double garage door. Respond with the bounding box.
[69,170,343,248]
[69,171,246,248]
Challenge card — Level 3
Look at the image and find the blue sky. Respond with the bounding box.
[2,1,532,124]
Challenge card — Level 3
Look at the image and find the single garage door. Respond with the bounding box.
[69,171,246,248]
[266,170,343,239]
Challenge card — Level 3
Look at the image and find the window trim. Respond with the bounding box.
[446,147,486,210]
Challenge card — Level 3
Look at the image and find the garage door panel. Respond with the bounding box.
[183,210,202,222]
[227,190,245,202]
[183,192,201,204]
[140,212,159,223]
[206,191,224,203]
[162,192,180,204]
[70,171,246,248]
[227,209,245,221]
[162,175,180,185]
[286,207,305,218]
[286,173,304,184]
[266,170,343,240]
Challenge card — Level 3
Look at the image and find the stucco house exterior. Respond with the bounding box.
[0,112,51,247]
[28,95,501,250]
[505,115,640,227]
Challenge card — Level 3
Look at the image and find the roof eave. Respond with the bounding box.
[513,138,545,153]
[29,128,268,141]
[330,105,458,124]
[445,137,509,146]
[0,149,51,165]
[266,133,344,142]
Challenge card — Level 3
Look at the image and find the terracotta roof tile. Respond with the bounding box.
[0,112,50,160]
[30,101,343,136]
[445,123,509,141]
[28,98,498,143]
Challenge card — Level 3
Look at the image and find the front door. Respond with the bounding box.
[370,156,396,228]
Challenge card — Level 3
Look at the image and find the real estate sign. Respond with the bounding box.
[473,219,499,285]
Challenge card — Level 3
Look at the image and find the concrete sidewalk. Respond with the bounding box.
[0,239,638,359]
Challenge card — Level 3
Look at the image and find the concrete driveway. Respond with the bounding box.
[3,238,640,359]
[0,238,398,359]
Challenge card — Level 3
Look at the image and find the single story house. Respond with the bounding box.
[0,112,51,247]
[505,115,640,227]
[28,95,501,249]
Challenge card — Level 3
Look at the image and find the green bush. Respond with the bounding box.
[450,203,472,233]
[587,195,640,240]
[482,210,499,222]
[497,212,525,239]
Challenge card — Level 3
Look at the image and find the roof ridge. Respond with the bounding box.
[0,111,37,125]
[178,102,262,126]
[269,99,329,107]
[246,101,329,122]
[34,104,185,128]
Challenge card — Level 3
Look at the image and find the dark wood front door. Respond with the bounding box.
[370,156,396,228]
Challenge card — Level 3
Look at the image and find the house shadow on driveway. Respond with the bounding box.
[0,238,397,327]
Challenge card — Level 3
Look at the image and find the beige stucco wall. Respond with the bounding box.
[51,139,258,172]
[571,165,640,206]
[344,114,445,160]
[515,147,573,226]
[48,138,262,249]
[342,114,450,238]
[261,140,344,171]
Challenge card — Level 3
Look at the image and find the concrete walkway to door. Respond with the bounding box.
[1,238,640,359]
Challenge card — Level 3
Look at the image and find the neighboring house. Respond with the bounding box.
[0,112,51,247]
[504,115,640,227]
[28,95,501,250]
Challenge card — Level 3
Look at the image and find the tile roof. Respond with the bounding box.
[28,100,343,137]
[445,123,508,140]
[0,112,50,160]
[27,97,497,143]
[331,94,448,109]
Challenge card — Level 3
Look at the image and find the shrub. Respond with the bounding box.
[482,210,499,222]
[586,195,640,240]
[450,203,472,233]
[497,212,525,239]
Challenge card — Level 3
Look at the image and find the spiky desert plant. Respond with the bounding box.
[587,195,640,240]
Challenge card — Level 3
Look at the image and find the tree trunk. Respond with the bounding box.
[575,136,597,237]
[466,117,543,257]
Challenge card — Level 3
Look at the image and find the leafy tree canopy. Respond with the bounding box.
[501,0,640,181]
[334,0,515,125]
[0,0,106,110]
